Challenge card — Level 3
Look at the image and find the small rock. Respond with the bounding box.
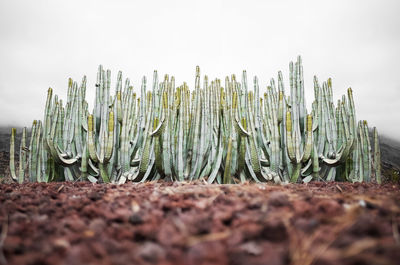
[239,241,263,255]
[88,191,102,201]
[268,192,290,207]
[84,230,95,237]
[129,213,143,225]
[89,218,106,233]
[114,208,131,222]
[54,238,70,249]
[138,242,166,263]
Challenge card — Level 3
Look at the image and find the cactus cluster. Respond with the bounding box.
[9,56,382,184]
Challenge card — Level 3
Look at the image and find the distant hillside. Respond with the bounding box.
[0,126,26,153]
[380,134,400,170]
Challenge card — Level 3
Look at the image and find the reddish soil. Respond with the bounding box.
[0,181,399,265]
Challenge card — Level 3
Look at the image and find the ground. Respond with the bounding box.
[0,181,399,265]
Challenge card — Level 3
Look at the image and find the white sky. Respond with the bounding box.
[0,0,399,139]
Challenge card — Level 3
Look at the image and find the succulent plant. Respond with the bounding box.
[9,56,381,184]
[373,127,382,184]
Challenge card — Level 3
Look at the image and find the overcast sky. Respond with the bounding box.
[0,0,399,139]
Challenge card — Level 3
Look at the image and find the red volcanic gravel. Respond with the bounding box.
[0,181,399,265]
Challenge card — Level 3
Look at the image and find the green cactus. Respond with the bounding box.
[9,56,380,184]
[373,127,381,184]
